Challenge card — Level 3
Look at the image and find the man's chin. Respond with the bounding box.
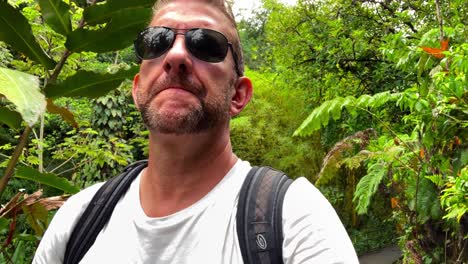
[143,114,205,135]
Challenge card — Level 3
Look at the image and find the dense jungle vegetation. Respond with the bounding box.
[0,0,466,262]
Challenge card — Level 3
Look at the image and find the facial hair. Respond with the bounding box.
[136,73,234,135]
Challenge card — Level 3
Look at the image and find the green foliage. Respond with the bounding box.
[83,0,154,26]
[15,166,79,194]
[66,8,151,53]
[407,177,443,223]
[0,0,465,260]
[0,1,55,69]
[231,69,322,179]
[294,92,400,136]
[257,0,468,260]
[0,0,151,260]
[315,128,376,186]
[37,0,72,36]
[348,213,396,255]
[0,42,13,68]
[45,66,139,98]
[353,161,387,215]
[0,107,22,129]
[441,167,468,222]
[0,67,45,127]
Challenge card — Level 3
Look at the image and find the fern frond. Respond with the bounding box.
[316,128,377,186]
[343,150,374,170]
[294,92,401,137]
[353,162,387,215]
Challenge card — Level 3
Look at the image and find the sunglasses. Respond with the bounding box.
[134,27,240,75]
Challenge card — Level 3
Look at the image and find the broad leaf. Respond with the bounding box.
[66,8,152,53]
[0,107,22,129]
[0,67,46,127]
[22,203,48,236]
[46,99,78,128]
[0,2,56,69]
[15,166,79,194]
[408,177,442,222]
[45,66,139,98]
[38,0,72,35]
[84,0,154,26]
[83,4,107,25]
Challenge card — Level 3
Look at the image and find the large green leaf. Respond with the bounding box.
[84,0,154,26]
[0,2,56,69]
[15,166,79,194]
[66,8,152,53]
[0,67,46,127]
[38,0,72,36]
[0,107,22,129]
[408,177,443,223]
[45,66,139,98]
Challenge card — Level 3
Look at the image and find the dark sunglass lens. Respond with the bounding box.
[135,27,174,60]
[186,29,228,62]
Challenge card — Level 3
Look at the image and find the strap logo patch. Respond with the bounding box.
[256,233,268,250]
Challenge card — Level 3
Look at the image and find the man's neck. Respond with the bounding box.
[139,128,237,217]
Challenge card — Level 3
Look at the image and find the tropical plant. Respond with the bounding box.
[0,0,154,260]
[294,11,467,264]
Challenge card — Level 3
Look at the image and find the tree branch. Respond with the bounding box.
[0,127,32,199]
[49,49,71,83]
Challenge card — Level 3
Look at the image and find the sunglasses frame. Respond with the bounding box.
[134,27,241,76]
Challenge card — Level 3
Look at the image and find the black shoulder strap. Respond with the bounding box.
[63,160,148,264]
[236,166,293,264]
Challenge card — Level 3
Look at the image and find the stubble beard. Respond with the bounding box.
[136,74,234,135]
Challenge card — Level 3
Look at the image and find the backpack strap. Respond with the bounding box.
[63,160,148,264]
[236,166,293,264]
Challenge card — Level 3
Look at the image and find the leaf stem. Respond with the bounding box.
[49,153,77,174]
[0,126,32,199]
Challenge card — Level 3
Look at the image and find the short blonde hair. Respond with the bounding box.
[153,0,244,76]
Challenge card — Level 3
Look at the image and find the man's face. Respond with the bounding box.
[132,1,238,135]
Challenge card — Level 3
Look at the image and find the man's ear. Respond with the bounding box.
[230,76,253,117]
[132,74,140,110]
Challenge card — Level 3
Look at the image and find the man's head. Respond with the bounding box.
[154,0,244,76]
[132,0,252,135]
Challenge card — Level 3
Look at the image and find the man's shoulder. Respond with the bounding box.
[65,182,106,210]
[32,181,106,264]
[283,176,340,222]
[282,177,360,263]
[50,181,106,232]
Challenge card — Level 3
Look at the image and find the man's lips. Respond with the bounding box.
[159,86,193,94]
[156,86,202,98]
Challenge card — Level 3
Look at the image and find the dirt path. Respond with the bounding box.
[358,245,402,264]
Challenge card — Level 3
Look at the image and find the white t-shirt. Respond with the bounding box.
[33,159,358,263]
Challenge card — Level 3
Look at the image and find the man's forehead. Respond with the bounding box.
[151,2,228,29]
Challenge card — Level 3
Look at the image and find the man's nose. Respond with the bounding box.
[162,35,193,74]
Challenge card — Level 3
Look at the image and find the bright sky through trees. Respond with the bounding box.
[233,0,297,21]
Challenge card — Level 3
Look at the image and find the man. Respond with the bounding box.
[33,0,359,263]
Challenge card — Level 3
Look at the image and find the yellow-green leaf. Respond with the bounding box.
[0,67,46,127]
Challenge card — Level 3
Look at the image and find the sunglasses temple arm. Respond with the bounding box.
[229,45,241,76]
